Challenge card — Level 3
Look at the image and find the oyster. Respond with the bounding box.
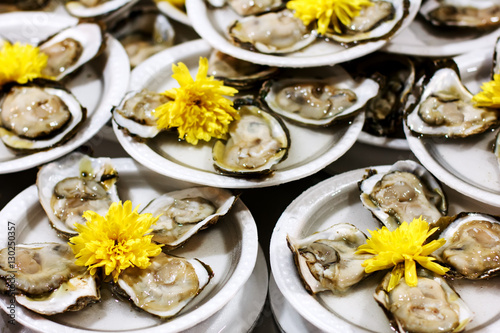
[287,223,373,294]
[259,67,379,127]
[433,212,500,279]
[115,252,212,318]
[65,0,139,18]
[112,89,171,139]
[207,49,279,90]
[374,268,473,333]
[0,243,99,315]
[110,5,175,68]
[0,81,86,152]
[405,66,499,138]
[228,9,317,54]
[212,100,289,177]
[39,22,105,81]
[359,160,448,231]
[37,152,119,238]
[420,0,500,29]
[141,187,237,249]
[0,0,50,12]
[323,0,410,45]
[226,0,284,16]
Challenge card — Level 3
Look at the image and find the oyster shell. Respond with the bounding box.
[37,152,119,238]
[0,243,99,315]
[226,0,284,16]
[323,0,410,46]
[374,268,473,333]
[259,66,379,127]
[420,0,500,29]
[110,4,175,68]
[65,0,139,19]
[405,66,499,138]
[115,252,212,318]
[212,100,289,177]
[207,49,279,90]
[287,223,373,294]
[0,80,86,152]
[112,89,171,139]
[433,212,500,279]
[228,9,317,54]
[39,22,105,81]
[141,187,237,249]
[359,160,448,231]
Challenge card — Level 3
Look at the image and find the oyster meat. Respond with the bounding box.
[359,160,448,231]
[112,89,171,138]
[420,0,500,29]
[259,66,379,127]
[406,66,499,138]
[212,101,289,177]
[141,187,237,249]
[374,268,473,333]
[0,81,86,152]
[0,243,99,315]
[65,0,139,18]
[226,0,284,16]
[228,9,317,54]
[39,22,104,81]
[287,223,373,294]
[324,0,410,45]
[433,212,500,279]
[115,252,212,318]
[37,152,119,238]
[207,49,278,90]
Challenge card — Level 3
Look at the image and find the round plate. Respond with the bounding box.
[405,48,500,207]
[155,1,191,26]
[112,39,365,189]
[0,12,130,174]
[185,0,421,68]
[383,16,500,56]
[0,158,258,333]
[270,166,500,333]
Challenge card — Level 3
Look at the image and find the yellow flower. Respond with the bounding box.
[356,217,449,291]
[68,201,163,282]
[286,0,373,35]
[472,74,500,108]
[0,42,50,86]
[155,57,239,145]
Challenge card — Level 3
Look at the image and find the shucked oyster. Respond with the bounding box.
[323,0,410,46]
[228,9,317,54]
[141,187,237,249]
[420,0,500,29]
[374,268,473,333]
[112,89,171,139]
[208,0,284,16]
[359,160,448,231]
[287,223,373,294]
[207,50,279,90]
[65,0,139,18]
[405,66,499,138]
[38,22,104,81]
[37,152,119,238]
[433,212,500,279]
[115,252,212,318]
[212,101,289,177]
[0,81,86,152]
[0,243,99,315]
[259,67,379,127]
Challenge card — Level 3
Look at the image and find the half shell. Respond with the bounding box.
[140,187,237,250]
[65,0,139,19]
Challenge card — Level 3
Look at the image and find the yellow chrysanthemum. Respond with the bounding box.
[155,57,239,145]
[472,74,500,108]
[156,0,185,9]
[68,201,163,282]
[356,217,449,291]
[0,41,50,86]
[286,0,373,35]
